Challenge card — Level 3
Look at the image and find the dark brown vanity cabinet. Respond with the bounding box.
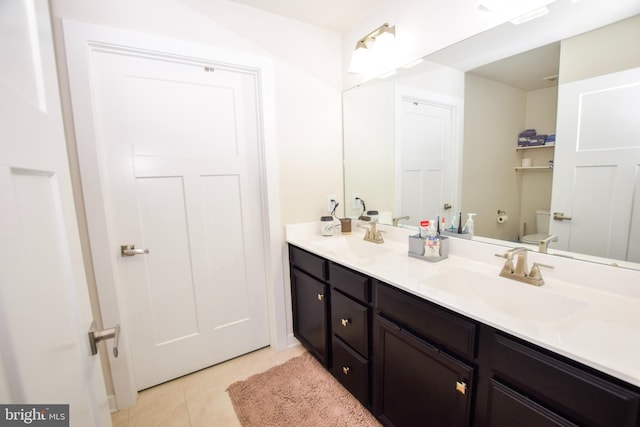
[288,244,640,427]
[373,281,476,427]
[289,246,330,367]
[329,262,372,408]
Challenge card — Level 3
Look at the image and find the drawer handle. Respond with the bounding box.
[455,381,467,395]
[341,318,351,327]
[342,366,350,375]
[317,293,324,301]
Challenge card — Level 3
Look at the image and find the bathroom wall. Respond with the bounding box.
[461,75,558,242]
[461,74,525,241]
[559,14,640,84]
[520,86,557,236]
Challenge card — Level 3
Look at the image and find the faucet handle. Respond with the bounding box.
[532,262,554,269]
[529,262,554,280]
[495,253,514,274]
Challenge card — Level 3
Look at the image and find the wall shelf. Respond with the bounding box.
[515,166,553,171]
[516,143,555,151]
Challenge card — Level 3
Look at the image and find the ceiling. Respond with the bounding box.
[227,0,370,33]
[468,42,560,91]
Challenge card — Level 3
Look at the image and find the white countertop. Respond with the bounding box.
[286,221,640,388]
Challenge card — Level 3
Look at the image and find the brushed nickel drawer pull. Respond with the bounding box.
[456,381,467,395]
[341,318,351,327]
[317,293,324,301]
[342,366,350,375]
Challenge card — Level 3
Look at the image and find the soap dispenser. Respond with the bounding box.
[463,213,477,237]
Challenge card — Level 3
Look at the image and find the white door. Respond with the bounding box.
[397,97,454,227]
[0,0,111,425]
[550,67,640,262]
[89,49,270,389]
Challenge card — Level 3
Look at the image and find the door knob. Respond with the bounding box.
[88,321,120,357]
[120,244,149,257]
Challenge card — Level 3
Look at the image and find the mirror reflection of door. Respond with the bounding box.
[550,66,640,262]
[397,97,454,227]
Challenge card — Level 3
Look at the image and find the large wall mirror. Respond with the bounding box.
[343,3,640,269]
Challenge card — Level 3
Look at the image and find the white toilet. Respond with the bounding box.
[522,210,551,244]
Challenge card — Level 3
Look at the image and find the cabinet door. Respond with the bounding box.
[487,379,578,427]
[374,315,474,427]
[291,268,329,366]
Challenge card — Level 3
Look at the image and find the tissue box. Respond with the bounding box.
[408,234,449,262]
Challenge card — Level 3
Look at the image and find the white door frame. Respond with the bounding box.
[62,20,286,409]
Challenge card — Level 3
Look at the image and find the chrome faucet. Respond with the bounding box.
[538,234,558,254]
[359,221,385,244]
[495,247,553,286]
[392,216,410,226]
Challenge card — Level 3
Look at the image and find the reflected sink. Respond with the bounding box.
[422,269,589,324]
[311,236,392,260]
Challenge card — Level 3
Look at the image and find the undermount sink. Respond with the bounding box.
[422,269,589,324]
[311,236,392,260]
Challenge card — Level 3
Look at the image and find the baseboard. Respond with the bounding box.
[287,333,300,348]
[108,394,118,413]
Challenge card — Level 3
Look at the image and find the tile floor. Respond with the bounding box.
[111,345,306,427]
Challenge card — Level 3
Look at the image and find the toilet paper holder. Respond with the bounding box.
[496,210,508,224]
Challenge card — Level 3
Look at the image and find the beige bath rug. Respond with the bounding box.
[226,352,381,427]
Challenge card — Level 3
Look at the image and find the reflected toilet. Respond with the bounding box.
[522,210,552,244]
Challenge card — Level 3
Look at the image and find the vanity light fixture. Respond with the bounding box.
[348,23,396,75]
[347,39,372,74]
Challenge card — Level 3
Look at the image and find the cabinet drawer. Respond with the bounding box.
[329,262,370,302]
[332,336,369,408]
[492,333,640,427]
[289,245,327,281]
[488,379,577,427]
[375,282,477,359]
[332,290,369,358]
